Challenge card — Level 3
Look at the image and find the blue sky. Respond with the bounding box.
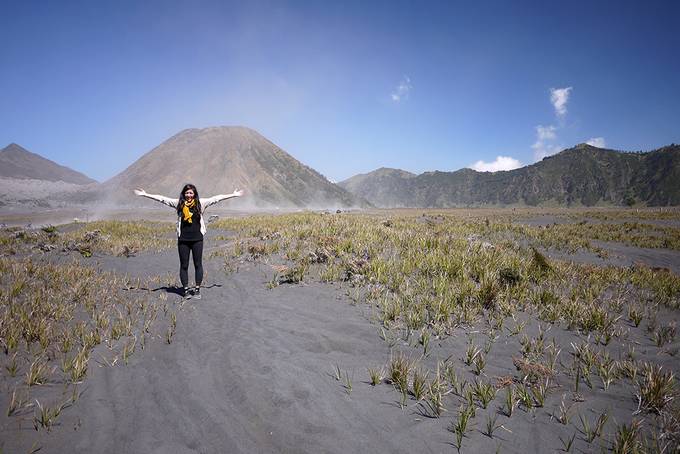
[1,0,679,181]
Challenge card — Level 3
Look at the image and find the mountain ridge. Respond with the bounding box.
[2,131,678,209]
[100,126,368,209]
[339,144,680,207]
[0,143,97,185]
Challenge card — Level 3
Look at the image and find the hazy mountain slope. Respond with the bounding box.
[102,126,366,208]
[339,168,415,208]
[0,143,96,184]
[0,177,89,208]
[339,144,680,207]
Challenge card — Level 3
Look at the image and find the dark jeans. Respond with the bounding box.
[178,239,203,287]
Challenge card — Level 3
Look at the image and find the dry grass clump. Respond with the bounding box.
[2,209,677,449]
[62,220,175,256]
[523,221,680,251]
[630,265,680,309]
[512,356,554,384]
[655,403,680,452]
[470,379,497,409]
[387,351,413,393]
[577,410,609,443]
[0,225,60,255]
[564,208,680,222]
[1,220,175,257]
[0,256,175,429]
[212,210,680,450]
[367,367,384,386]
[411,367,429,400]
[217,213,679,333]
[635,363,676,414]
[612,419,643,454]
[269,263,309,287]
[448,404,474,451]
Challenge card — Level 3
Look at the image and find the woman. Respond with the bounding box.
[134,184,244,299]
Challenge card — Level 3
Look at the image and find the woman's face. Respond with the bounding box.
[184,189,195,201]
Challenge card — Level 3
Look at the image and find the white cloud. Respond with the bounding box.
[586,137,606,148]
[532,124,562,161]
[530,86,602,161]
[470,156,523,172]
[529,88,571,161]
[536,125,557,141]
[550,87,572,117]
[391,76,412,102]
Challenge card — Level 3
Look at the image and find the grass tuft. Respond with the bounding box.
[635,363,676,414]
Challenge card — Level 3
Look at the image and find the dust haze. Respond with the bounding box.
[0,183,363,228]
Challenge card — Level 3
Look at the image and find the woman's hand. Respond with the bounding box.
[232,188,244,197]
[134,188,147,196]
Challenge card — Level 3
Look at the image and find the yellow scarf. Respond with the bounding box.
[182,199,196,223]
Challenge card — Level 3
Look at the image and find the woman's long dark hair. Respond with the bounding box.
[177,183,201,216]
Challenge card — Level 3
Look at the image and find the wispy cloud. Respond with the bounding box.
[391,76,412,102]
[550,87,572,117]
[536,125,556,141]
[530,87,573,161]
[470,156,523,172]
[586,137,606,148]
[532,125,562,161]
[531,87,608,160]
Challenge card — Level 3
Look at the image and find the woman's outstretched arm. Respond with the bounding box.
[134,188,179,208]
[202,189,244,208]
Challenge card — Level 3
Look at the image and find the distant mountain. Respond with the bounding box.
[0,143,96,185]
[340,168,416,208]
[102,126,367,209]
[339,144,680,207]
[0,177,88,208]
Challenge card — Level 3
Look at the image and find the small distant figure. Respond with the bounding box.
[134,184,244,299]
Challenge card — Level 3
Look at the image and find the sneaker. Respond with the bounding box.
[193,286,202,300]
[182,287,192,299]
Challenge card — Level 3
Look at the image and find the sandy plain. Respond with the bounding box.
[1,207,679,453]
